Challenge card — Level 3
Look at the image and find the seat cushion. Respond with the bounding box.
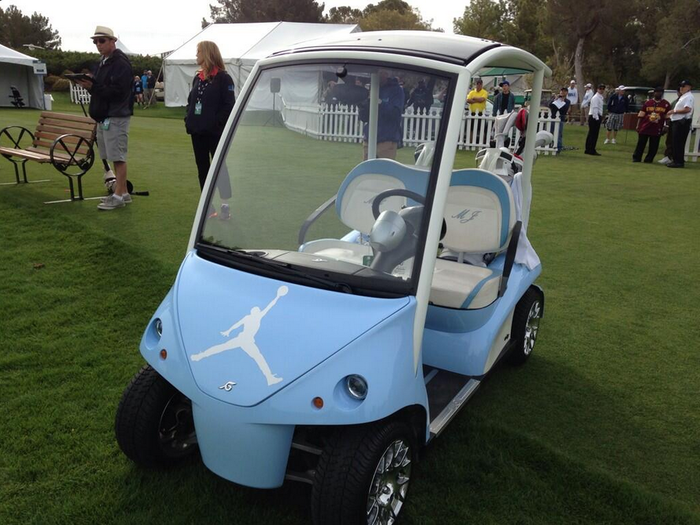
[430,258,501,309]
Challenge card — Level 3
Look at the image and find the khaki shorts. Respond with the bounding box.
[363,141,398,160]
[97,116,130,162]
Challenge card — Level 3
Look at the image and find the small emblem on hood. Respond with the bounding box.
[219,381,237,392]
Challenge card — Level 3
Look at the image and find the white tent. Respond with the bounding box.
[164,22,361,107]
[116,39,137,56]
[0,44,46,109]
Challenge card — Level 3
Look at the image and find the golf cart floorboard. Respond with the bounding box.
[424,365,480,439]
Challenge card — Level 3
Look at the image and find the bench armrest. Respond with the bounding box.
[0,126,35,149]
[49,133,95,176]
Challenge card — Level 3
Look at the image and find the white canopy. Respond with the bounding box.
[164,22,361,107]
[0,44,45,109]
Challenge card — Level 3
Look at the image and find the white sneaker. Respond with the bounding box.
[97,194,125,210]
[604,139,610,144]
[612,138,617,144]
[100,193,132,204]
[658,156,671,165]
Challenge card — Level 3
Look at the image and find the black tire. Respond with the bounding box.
[508,286,543,365]
[311,420,415,525]
[115,364,198,467]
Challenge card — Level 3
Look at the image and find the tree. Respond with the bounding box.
[324,1,435,31]
[0,5,61,50]
[454,0,511,42]
[548,0,617,89]
[325,6,363,24]
[360,8,433,31]
[638,0,700,88]
[209,0,324,24]
[360,0,436,31]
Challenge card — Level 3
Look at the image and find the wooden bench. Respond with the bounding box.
[0,112,97,200]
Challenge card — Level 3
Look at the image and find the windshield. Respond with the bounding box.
[197,62,452,296]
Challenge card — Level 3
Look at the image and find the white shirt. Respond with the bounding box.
[567,87,578,104]
[581,89,593,108]
[590,92,604,120]
[671,92,694,121]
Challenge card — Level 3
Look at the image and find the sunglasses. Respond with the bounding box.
[93,38,108,45]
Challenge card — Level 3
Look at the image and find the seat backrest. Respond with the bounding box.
[336,159,429,234]
[442,168,516,254]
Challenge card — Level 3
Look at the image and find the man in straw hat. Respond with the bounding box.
[76,26,134,210]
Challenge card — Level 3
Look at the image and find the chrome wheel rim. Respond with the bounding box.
[158,394,197,457]
[523,301,541,356]
[367,439,412,525]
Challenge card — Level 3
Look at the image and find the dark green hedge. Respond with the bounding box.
[20,48,163,78]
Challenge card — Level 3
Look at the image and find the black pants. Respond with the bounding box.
[585,116,601,153]
[671,119,692,166]
[632,134,660,163]
[191,133,232,199]
[663,123,673,159]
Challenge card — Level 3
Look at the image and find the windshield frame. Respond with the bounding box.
[193,57,459,298]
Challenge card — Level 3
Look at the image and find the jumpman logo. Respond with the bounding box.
[190,286,288,386]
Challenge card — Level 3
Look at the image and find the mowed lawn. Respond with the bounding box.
[1,96,699,525]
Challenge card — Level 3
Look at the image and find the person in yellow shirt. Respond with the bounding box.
[466,77,489,144]
[467,77,488,115]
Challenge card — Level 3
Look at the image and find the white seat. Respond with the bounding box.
[430,259,502,309]
[430,168,517,310]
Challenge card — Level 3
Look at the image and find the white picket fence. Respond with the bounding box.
[70,83,91,105]
[281,102,562,155]
[67,83,700,162]
[685,126,700,162]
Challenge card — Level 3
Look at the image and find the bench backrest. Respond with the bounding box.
[33,112,96,156]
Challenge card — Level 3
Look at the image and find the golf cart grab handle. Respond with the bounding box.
[498,220,522,298]
[298,194,337,246]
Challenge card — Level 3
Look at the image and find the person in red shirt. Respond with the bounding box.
[632,87,671,163]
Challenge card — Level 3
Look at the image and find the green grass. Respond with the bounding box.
[1,100,699,525]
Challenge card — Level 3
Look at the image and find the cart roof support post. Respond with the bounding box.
[520,67,544,229]
[367,73,379,160]
[411,70,472,373]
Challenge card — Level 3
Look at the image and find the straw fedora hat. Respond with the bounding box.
[91,26,117,40]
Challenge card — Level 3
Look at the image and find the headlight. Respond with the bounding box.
[155,318,163,338]
[345,375,368,400]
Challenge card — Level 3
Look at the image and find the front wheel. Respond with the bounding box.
[115,364,198,467]
[508,286,543,365]
[312,420,415,525]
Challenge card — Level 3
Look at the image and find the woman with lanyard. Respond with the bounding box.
[185,41,235,218]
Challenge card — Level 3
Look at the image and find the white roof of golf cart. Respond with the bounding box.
[273,31,549,73]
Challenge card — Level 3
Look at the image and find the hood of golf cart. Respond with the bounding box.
[176,252,410,407]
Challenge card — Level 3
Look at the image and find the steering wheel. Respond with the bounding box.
[371,187,448,241]
[371,188,426,219]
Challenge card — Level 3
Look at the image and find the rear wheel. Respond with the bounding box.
[115,365,198,467]
[508,286,543,365]
[312,420,415,525]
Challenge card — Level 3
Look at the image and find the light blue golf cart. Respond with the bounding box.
[115,31,551,525]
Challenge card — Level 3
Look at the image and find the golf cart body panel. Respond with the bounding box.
[120,31,551,516]
[424,261,541,376]
[141,253,430,487]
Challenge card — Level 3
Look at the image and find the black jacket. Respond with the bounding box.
[185,71,235,136]
[549,97,571,120]
[88,49,134,122]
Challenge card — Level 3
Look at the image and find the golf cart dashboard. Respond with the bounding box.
[195,244,412,299]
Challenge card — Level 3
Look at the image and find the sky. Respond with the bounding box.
[10,0,466,56]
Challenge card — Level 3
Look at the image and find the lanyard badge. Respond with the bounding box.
[195,101,202,115]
